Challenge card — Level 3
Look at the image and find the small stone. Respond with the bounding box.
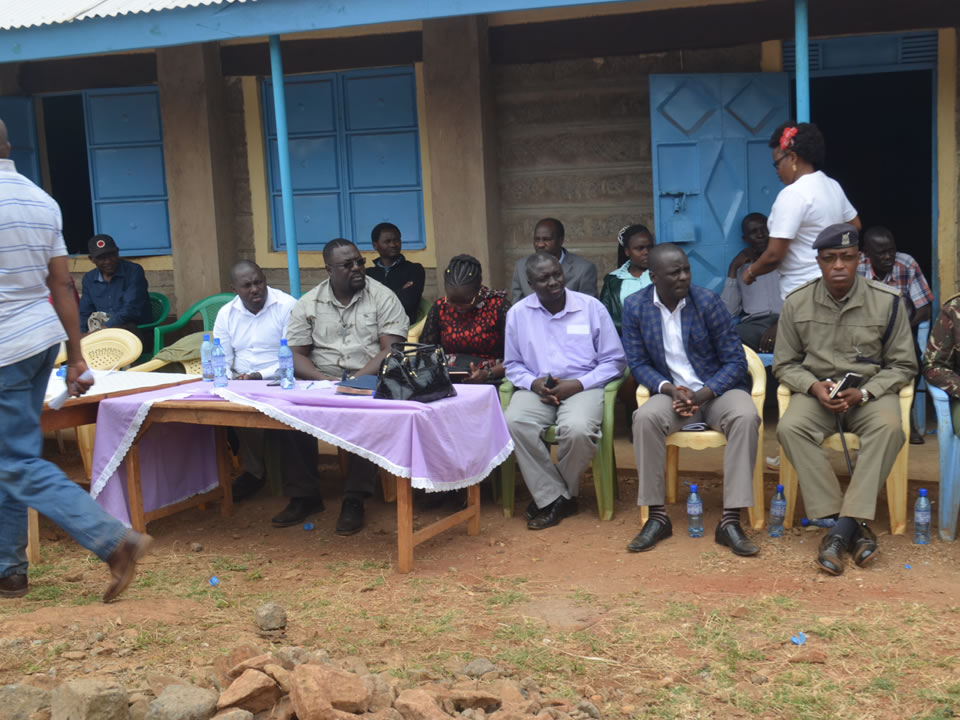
[145,684,218,720]
[789,649,827,664]
[576,700,601,718]
[254,603,287,632]
[212,710,254,720]
[658,676,674,688]
[190,543,204,553]
[64,573,84,583]
[363,674,396,712]
[394,689,451,720]
[216,670,280,714]
[621,705,636,715]
[462,658,496,678]
[749,673,768,685]
[61,651,87,661]
[51,678,129,720]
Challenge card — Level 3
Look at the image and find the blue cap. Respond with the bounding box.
[776,484,784,492]
[281,338,288,346]
[690,484,698,493]
[214,337,221,345]
[801,518,811,527]
[203,333,210,341]
[919,488,928,497]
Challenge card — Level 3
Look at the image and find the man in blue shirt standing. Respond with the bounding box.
[78,234,152,333]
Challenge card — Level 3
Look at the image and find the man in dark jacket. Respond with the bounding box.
[365,223,425,324]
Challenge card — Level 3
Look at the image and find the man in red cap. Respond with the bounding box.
[78,234,152,334]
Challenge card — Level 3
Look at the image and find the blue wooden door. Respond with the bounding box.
[0,96,41,185]
[649,73,789,292]
[84,87,171,255]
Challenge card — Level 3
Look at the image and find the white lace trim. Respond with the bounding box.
[212,387,514,492]
[90,391,195,500]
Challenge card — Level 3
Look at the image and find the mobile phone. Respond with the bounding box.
[828,372,864,399]
[544,374,558,390]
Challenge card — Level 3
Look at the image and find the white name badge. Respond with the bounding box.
[567,324,589,335]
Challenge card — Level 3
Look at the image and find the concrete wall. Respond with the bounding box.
[493,45,761,285]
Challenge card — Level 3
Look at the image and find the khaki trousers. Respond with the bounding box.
[504,388,604,508]
[632,389,759,508]
[777,393,904,520]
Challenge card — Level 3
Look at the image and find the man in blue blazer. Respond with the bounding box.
[622,244,760,556]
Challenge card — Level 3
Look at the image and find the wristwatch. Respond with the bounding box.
[859,388,871,406]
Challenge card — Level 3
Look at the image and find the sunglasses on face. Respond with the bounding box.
[327,258,366,270]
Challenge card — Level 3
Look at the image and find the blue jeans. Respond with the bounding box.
[0,345,128,578]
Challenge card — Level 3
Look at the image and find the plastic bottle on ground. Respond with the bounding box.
[687,484,703,538]
[212,338,228,388]
[769,484,787,537]
[278,338,295,390]
[913,488,931,545]
[201,333,214,382]
[801,517,837,528]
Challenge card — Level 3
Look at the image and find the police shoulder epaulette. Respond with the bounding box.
[864,278,901,296]
[784,277,819,299]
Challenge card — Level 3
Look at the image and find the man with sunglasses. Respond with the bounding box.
[277,239,408,534]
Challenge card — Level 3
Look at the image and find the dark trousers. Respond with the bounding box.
[736,313,778,351]
[280,431,378,499]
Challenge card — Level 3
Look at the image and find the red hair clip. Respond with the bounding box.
[779,126,798,150]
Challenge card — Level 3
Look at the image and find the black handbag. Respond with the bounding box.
[374,343,458,403]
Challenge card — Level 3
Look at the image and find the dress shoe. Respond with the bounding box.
[527,496,578,530]
[852,522,879,567]
[910,429,925,445]
[335,497,366,536]
[0,573,28,598]
[232,472,265,502]
[271,496,325,528]
[524,500,543,522]
[816,533,848,576]
[714,522,760,556]
[104,531,153,603]
[627,517,673,552]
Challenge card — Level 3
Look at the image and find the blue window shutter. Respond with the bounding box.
[84,87,171,255]
[650,73,789,293]
[0,96,41,186]
[262,67,425,252]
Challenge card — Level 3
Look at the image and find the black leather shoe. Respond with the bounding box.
[232,472,265,502]
[335,497,365,536]
[816,533,848,576]
[527,496,578,530]
[524,500,542,522]
[714,522,759,556]
[627,517,673,552]
[0,573,28,598]
[271,496,325,527]
[852,522,879,567]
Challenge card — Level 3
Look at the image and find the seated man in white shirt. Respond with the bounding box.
[213,260,296,501]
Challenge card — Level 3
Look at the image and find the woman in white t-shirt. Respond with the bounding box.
[743,122,861,299]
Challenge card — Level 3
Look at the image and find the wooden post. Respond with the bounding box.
[467,484,481,536]
[216,427,234,518]
[26,509,41,564]
[396,477,414,573]
[125,444,147,533]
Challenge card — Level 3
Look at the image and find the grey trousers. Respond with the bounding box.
[777,393,904,520]
[235,427,265,479]
[504,388,604,508]
[632,389,759,508]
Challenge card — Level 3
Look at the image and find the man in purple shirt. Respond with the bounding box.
[503,252,626,530]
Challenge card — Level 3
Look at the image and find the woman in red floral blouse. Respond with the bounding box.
[421,254,510,383]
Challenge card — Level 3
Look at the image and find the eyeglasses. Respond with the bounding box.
[327,257,366,270]
[772,153,789,170]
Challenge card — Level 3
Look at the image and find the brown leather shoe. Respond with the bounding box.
[0,573,28,598]
[104,531,153,603]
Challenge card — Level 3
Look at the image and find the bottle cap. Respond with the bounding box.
[689,484,698,493]
[801,518,810,527]
[281,338,288,346]
[776,484,784,493]
[919,488,928,497]
[214,338,221,345]
[203,333,210,341]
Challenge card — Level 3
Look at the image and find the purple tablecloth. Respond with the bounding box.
[90,381,513,526]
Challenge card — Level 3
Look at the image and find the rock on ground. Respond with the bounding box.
[462,658,496,678]
[211,710,254,720]
[0,683,51,720]
[394,689,452,720]
[290,664,370,713]
[216,670,280,714]
[145,684,218,720]
[51,677,130,720]
[254,603,287,631]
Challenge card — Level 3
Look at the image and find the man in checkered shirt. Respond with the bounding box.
[857,226,933,443]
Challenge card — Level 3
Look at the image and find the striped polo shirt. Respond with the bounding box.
[0,158,68,368]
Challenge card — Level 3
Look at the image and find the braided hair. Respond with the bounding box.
[444,254,483,290]
[768,121,825,169]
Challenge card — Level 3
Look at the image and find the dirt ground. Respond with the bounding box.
[2,413,959,720]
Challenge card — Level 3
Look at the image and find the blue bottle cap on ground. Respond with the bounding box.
[919,488,928,497]
[689,484,698,493]
[776,484,784,492]
[801,518,810,527]
[303,522,314,531]
[209,576,220,586]
[203,333,210,341]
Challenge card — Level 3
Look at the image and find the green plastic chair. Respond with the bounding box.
[138,292,171,331]
[496,369,628,520]
[153,292,235,355]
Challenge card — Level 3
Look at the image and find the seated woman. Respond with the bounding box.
[600,224,654,332]
[421,254,509,383]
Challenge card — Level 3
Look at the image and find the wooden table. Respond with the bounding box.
[121,399,481,573]
[27,377,199,564]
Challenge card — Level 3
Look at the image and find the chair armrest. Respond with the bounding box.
[153,314,192,354]
[929,384,951,406]
[603,368,629,404]
[635,382,652,408]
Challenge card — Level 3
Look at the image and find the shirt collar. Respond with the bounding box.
[94,260,127,284]
[316,278,364,309]
[374,254,405,273]
[558,249,566,264]
[527,288,578,318]
[614,261,647,280]
[0,159,16,173]
[653,288,686,314]
[235,287,279,317]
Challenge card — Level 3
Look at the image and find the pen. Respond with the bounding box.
[305,382,315,390]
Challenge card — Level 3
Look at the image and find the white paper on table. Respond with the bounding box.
[44,369,201,407]
[302,380,334,390]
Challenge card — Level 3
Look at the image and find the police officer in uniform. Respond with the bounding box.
[774,223,917,576]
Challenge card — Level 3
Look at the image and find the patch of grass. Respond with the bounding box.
[210,556,248,573]
[27,584,63,603]
[487,590,528,608]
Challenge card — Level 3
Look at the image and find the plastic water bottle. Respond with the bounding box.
[801,517,837,529]
[768,484,787,537]
[278,339,295,390]
[687,484,704,538]
[913,488,931,545]
[212,338,228,388]
[201,333,214,382]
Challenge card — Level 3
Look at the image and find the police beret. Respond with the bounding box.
[813,223,858,251]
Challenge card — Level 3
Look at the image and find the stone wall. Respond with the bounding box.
[493,45,761,286]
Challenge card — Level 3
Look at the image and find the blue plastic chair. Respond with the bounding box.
[914,320,931,434]
[929,385,960,541]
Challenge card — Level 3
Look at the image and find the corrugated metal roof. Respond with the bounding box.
[0,0,253,31]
